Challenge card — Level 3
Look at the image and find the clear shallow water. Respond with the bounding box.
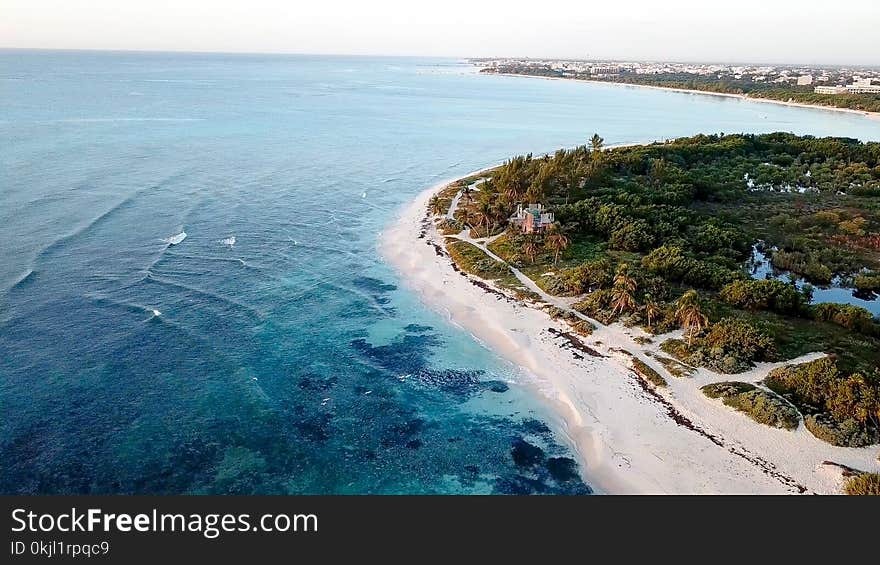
[2,50,880,494]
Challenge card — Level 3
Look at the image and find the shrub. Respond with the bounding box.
[766,357,880,440]
[854,273,880,292]
[803,414,880,447]
[642,245,740,290]
[811,303,880,336]
[719,279,807,315]
[701,382,800,430]
[662,318,776,373]
[572,289,617,324]
[609,219,654,251]
[536,273,572,296]
[844,473,880,495]
[437,218,465,235]
[771,250,833,284]
[561,259,613,294]
[569,319,595,337]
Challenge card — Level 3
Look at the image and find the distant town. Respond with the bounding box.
[473,59,880,112]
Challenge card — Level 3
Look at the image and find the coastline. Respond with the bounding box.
[381,171,880,494]
[490,72,880,121]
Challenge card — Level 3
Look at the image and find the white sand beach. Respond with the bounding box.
[381,175,880,494]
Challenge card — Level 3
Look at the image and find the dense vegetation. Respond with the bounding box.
[701,382,800,430]
[598,72,880,113]
[447,132,880,446]
[765,358,880,447]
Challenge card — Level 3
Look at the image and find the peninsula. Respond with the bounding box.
[385,133,880,494]
[476,59,880,116]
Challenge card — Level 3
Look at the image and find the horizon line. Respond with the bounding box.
[1,46,877,69]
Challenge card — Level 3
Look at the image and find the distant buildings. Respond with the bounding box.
[511,203,554,234]
[814,85,847,94]
[814,80,880,95]
[475,58,880,98]
[846,79,880,94]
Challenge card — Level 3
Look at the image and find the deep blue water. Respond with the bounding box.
[3,50,880,494]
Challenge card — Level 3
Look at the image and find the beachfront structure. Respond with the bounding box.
[814,85,847,94]
[815,81,880,95]
[846,83,880,94]
[511,203,554,234]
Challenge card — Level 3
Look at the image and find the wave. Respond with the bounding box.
[162,231,187,246]
[27,168,197,271]
[143,274,266,322]
[8,269,37,292]
[218,236,236,247]
[84,293,163,320]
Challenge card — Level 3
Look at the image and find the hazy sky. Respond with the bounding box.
[2,0,878,65]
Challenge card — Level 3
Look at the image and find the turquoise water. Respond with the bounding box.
[3,50,880,494]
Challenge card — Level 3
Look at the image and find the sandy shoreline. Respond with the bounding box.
[381,173,880,494]
[491,72,880,121]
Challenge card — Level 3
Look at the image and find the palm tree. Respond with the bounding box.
[544,224,570,266]
[610,264,638,317]
[642,293,661,331]
[475,200,493,236]
[523,236,539,264]
[461,183,473,205]
[590,133,604,152]
[674,290,708,346]
[429,195,446,216]
[649,158,668,187]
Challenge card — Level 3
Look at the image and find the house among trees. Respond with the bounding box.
[511,203,554,234]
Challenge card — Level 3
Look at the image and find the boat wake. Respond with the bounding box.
[162,231,187,246]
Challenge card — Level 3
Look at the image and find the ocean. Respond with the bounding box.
[2,50,879,494]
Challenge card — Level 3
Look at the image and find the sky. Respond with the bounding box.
[1,0,878,65]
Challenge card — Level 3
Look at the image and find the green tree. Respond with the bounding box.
[675,290,708,346]
[610,264,638,317]
[429,195,446,216]
[544,224,570,265]
[643,293,661,331]
[523,235,539,264]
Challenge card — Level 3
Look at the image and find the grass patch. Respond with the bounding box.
[655,355,695,378]
[632,357,667,387]
[703,298,880,375]
[487,232,606,285]
[658,318,776,374]
[844,473,880,495]
[701,381,800,430]
[569,319,595,337]
[445,239,519,286]
[445,239,539,299]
